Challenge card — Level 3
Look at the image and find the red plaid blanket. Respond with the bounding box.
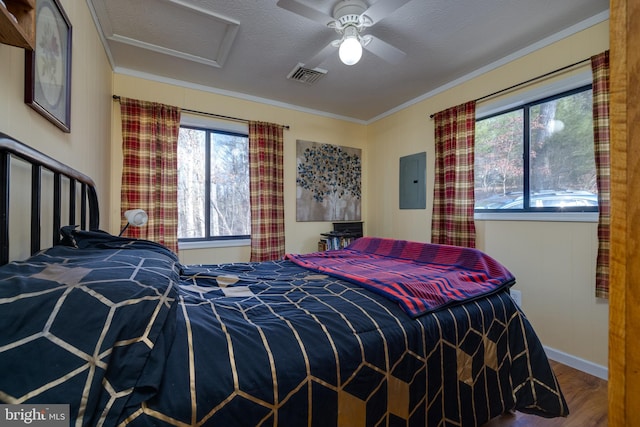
[285,237,515,317]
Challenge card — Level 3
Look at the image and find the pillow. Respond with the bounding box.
[60,225,179,263]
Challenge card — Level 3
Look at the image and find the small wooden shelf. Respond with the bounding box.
[0,0,35,50]
[318,222,364,251]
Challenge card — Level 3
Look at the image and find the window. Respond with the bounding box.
[177,125,250,241]
[474,84,597,213]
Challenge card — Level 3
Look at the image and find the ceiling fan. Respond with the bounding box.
[277,0,410,67]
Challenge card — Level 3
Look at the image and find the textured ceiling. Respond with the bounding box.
[87,0,609,122]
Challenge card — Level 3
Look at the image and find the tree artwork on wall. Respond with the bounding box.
[296,140,361,222]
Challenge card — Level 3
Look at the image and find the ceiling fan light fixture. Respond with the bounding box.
[339,36,362,65]
[278,0,408,69]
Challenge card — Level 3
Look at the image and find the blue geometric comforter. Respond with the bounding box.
[0,229,568,426]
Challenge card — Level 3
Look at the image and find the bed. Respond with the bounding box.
[0,132,568,426]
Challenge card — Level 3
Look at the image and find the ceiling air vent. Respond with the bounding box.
[287,64,327,85]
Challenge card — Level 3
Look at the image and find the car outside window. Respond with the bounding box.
[474,85,598,213]
[177,126,250,241]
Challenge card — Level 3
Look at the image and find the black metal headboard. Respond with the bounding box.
[0,132,99,265]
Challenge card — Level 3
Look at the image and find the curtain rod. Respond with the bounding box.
[429,57,591,118]
[112,95,290,130]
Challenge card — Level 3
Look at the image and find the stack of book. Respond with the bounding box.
[318,231,358,251]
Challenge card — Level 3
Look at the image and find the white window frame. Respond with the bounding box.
[177,113,251,250]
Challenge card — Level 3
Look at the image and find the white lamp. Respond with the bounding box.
[119,209,148,236]
[338,26,363,66]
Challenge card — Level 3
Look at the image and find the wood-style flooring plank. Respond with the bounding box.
[482,361,607,427]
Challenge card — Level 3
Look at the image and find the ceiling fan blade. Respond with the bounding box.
[363,35,406,64]
[302,41,337,69]
[362,0,412,23]
[276,0,335,26]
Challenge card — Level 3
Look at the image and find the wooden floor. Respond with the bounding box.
[482,360,608,427]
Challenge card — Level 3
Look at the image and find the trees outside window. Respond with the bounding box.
[177,126,250,240]
[475,85,597,212]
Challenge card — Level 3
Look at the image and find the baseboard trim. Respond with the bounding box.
[543,346,608,381]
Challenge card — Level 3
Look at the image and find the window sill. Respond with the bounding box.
[474,212,599,222]
[178,239,251,250]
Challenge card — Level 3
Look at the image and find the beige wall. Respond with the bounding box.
[0,0,112,259]
[367,21,610,367]
[110,75,367,263]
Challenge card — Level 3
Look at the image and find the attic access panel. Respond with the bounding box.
[91,0,239,68]
[399,152,426,209]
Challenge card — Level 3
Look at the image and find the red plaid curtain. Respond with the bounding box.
[249,121,285,261]
[591,51,610,299]
[119,97,181,253]
[431,101,477,248]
